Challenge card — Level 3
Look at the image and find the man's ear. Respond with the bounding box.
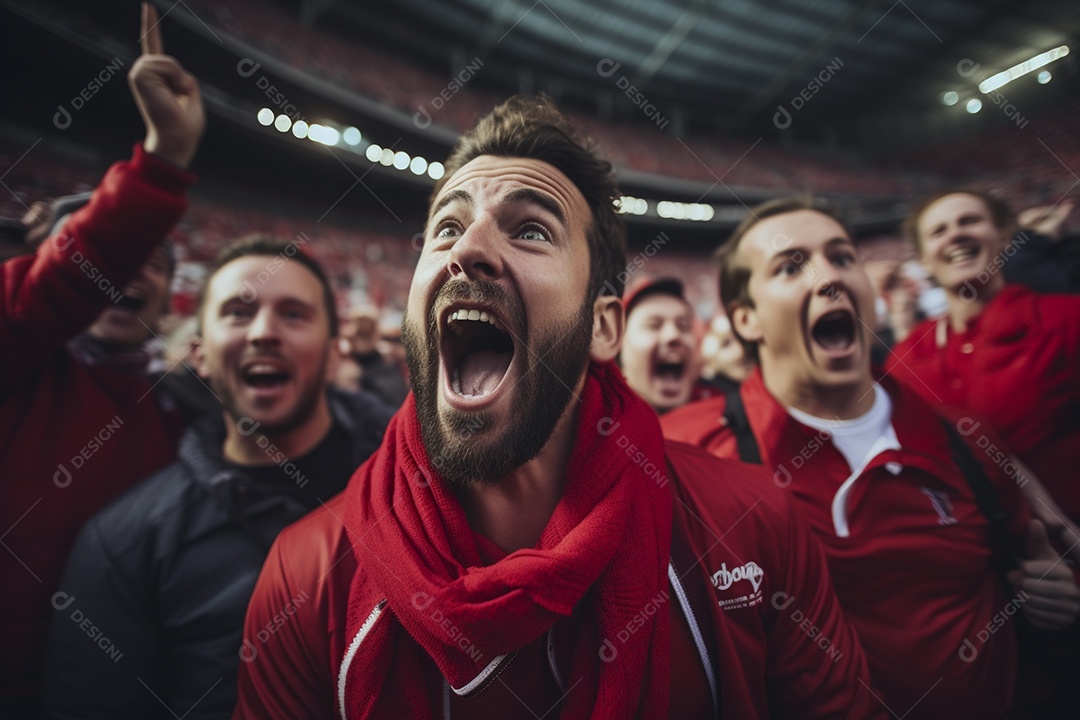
[590,295,624,363]
[731,304,763,344]
[324,335,343,383]
[192,335,210,379]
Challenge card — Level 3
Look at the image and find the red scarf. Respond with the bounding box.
[339,361,671,718]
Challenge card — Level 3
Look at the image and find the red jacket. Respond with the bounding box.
[887,285,1080,522]
[0,145,191,699]
[235,442,884,719]
[662,370,1031,719]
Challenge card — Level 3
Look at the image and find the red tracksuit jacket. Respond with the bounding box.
[0,145,191,699]
[234,441,886,719]
[887,285,1080,523]
[663,370,1031,719]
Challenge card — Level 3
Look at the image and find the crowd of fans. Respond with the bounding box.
[3,3,1079,719]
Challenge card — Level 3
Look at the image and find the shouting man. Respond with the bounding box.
[234,97,884,719]
[43,237,391,719]
[663,195,1080,718]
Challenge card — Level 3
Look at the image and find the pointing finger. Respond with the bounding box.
[141,2,164,56]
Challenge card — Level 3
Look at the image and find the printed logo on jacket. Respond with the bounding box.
[710,560,765,610]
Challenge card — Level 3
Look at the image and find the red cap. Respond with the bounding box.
[623,276,686,317]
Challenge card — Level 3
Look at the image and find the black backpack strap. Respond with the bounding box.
[941,419,1019,577]
[721,381,762,465]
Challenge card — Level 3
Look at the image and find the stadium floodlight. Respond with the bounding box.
[292,120,309,139]
[941,91,959,106]
[393,151,410,170]
[966,98,982,114]
[410,156,428,175]
[343,127,362,145]
[274,114,292,132]
[366,144,383,162]
[379,148,395,166]
[308,124,340,145]
[428,162,445,180]
[615,196,648,216]
[1037,70,1052,84]
[656,200,715,221]
[257,108,275,126]
[978,45,1069,93]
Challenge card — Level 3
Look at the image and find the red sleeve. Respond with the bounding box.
[0,144,193,392]
[234,532,338,720]
[766,493,887,720]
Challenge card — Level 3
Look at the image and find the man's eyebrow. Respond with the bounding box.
[825,236,855,248]
[429,189,472,220]
[501,187,568,229]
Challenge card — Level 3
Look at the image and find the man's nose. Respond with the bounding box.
[247,308,280,346]
[447,221,504,281]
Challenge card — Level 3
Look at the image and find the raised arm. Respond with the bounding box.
[0,3,203,389]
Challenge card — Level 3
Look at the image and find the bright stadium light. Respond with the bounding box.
[428,161,445,180]
[1037,70,1052,84]
[655,200,715,221]
[979,45,1069,93]
[365,144,383,162]
[941,91,959,106]
[307,124,340,145]
[615,196,648,216]
[393,151,410,170]
[257,108,274,126]
[274,114,292,132]
[379,148,395,166]
[966,98,983,114]
[409,156,428,175]
[292,120,309,139]
[343,127,362,145]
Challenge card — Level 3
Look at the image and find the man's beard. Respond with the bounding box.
[212,349,329,440]
[402,279,593,486]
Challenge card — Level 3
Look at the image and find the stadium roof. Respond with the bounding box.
[332,0,1080,134]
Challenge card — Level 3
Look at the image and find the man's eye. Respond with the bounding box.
[778,262,800,276]
[835,253,855,267]
[224,306,252,318]
[518,224,550,242]
[435,223,461,239]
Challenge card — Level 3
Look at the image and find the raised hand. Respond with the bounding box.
[1007,519,1080,630]
[1018,200,1075,241]
[127,2,205,168]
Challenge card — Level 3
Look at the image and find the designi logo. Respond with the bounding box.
[711,561,764,593]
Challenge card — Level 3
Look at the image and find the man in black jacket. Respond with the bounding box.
[42,236,393,720]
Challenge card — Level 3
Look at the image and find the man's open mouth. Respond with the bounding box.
[945,244,980,264]
[242,361,291,390]
[653,360,686,382]
[810,309,856,352]
[442,307,516,398]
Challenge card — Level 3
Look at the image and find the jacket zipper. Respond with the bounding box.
[338,599,387,720]
[668,563,719,718]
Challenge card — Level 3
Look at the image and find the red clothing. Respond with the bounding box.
[887,285,1080,522]
[0,145,192,699]
[662,370,1031,719]
[235,440,884,719]
[339,364,673,719]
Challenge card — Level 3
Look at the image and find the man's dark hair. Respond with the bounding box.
[432,94,627,300]
[901,187,1016,252]
[714,194,849,362]
[196,235,338,335]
